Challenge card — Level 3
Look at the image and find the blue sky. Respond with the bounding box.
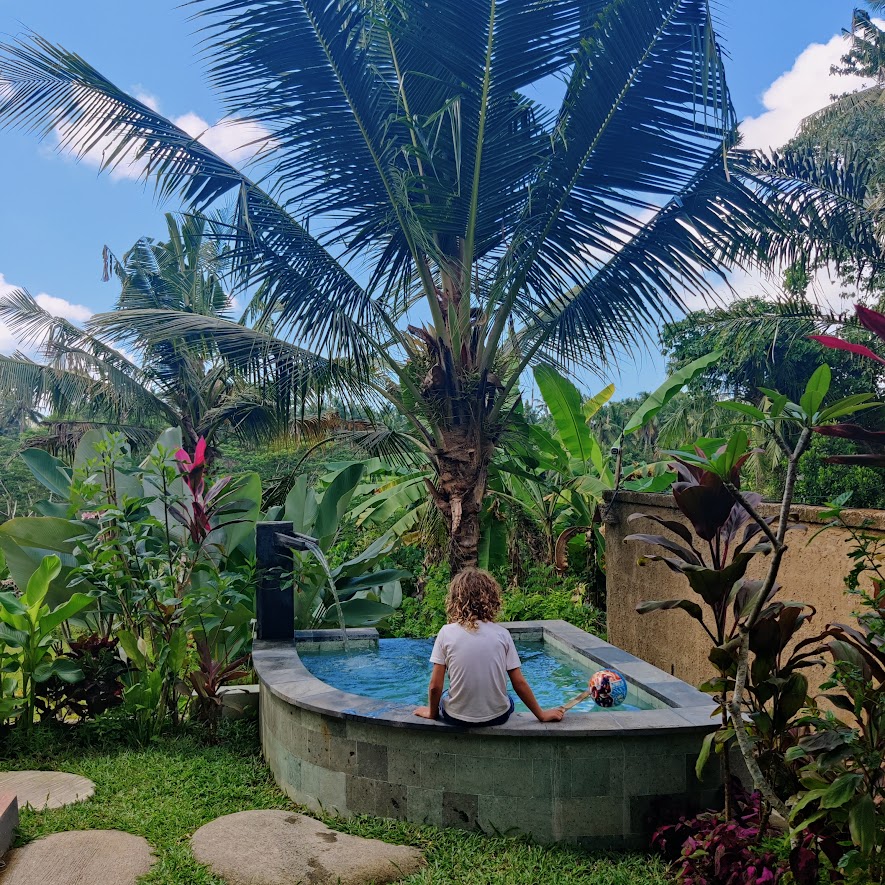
[0,0,867,399]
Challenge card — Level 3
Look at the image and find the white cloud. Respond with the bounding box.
[172,112,275,167]
[689,262,856,322]
[33,293,93,324]
[51,85,275,182]
[133,88,161,113]
[740,27,882,150]
[0,276,17,354]
[0,273,93,355]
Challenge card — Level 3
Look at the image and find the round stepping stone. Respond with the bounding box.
[0,830,154,884]
[0,771,94,811]
[191,810,424,885]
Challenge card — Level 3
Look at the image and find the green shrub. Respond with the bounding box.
[794,435,885,509]
[383,564,450,638]
[499,564,605,637]
[0,432,45,520]
[383,562,605,639]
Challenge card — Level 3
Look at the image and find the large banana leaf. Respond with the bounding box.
[324,598,396,628]
[283,475,319,536]
[478,506,509,572]
[623,351,723,436]
[534,365,598,466]
[18,448,72,500]
[335,569,411,601]
[332,534,397,579]
[210,471,262,554]
[0,517,87,607]
[313,462,365,545]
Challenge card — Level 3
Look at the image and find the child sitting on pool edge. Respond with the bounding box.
[414,568,566,726]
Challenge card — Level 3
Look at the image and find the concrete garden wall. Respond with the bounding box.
[605,491,885,694]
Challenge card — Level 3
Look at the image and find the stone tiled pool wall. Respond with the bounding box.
[254,621,720,848]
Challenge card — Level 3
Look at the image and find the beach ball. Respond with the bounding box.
[589,669,628,708]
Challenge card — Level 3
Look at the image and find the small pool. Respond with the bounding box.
[254,620,720,848]
[299,637,654,712]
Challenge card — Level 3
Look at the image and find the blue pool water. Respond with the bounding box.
[298,638,653,712]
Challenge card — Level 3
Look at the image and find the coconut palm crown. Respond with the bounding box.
[0,0,880,569]
[0,213,331,452]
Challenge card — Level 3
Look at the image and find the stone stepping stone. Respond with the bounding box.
[0,830,154,884]
[191,810,424,885]
[0,771,94,811]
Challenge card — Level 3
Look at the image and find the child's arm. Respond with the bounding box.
[509,668,565,722]
[414,663,446,719]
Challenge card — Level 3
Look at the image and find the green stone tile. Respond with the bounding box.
[623,754,687,796]
[356,741,388,780]
[532,758,553,798]
[345,775,377,815]
[556,756,613,798]
[442,791,478,830]
[375,780,408,820]
[282,752,302,791]
[300,761,346,813]
[406,786,444,827]
[553,796,628,841]
[387,750,421,786]
[477,795,555,842]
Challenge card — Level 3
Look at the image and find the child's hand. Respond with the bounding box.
[538,707,565,722]
[414,706,436,720]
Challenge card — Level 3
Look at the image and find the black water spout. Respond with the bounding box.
[255,521,298,641]
[273,530,320,552]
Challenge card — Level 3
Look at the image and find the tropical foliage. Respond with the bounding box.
[0,214,333,454]
[5,2,885,882]
[2,1,881,570]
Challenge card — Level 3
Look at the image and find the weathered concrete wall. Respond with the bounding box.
[605,492,885,694]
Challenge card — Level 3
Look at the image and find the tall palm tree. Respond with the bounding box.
[0,1,879,569]
[0,213,330,451]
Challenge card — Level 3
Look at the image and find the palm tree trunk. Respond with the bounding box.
[425,429,492,573]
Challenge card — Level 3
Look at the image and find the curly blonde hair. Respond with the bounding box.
[446,568,502,629]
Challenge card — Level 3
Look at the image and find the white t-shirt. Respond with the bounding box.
[429,621,521,722]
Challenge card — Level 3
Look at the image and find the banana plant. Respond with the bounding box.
[266,462,409,628]
[0,554,93,728]
[505,354,721,567]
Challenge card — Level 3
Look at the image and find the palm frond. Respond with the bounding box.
[531,142,884,368]
[26,420,163,457]
[0,34,374,359]
[0,354,167,428]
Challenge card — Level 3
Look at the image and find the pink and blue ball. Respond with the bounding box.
[589,669,628,708]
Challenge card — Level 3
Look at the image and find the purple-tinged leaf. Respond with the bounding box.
[813,423,885,443]
[622,532,702,565]
[825,453,885,466]
[856,303,885,341]
[636,598,705,623]
[809,334,885,365]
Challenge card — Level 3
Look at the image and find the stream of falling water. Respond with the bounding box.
[300,537,349,652]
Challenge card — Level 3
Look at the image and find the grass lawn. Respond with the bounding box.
[0,721,669,884]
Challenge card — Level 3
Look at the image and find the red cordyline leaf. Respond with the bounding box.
[813,423,885,443]
[193,437,207,467]
[856,303,885,340]
[808,334,885,365]
[174,447,192,468]
[826,454,885,466]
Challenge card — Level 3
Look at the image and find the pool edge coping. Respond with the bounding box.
[253,621,717,737]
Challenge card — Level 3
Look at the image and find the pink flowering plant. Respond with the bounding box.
[14,428,261,739]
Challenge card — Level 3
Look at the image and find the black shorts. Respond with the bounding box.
[438,693,515,727]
